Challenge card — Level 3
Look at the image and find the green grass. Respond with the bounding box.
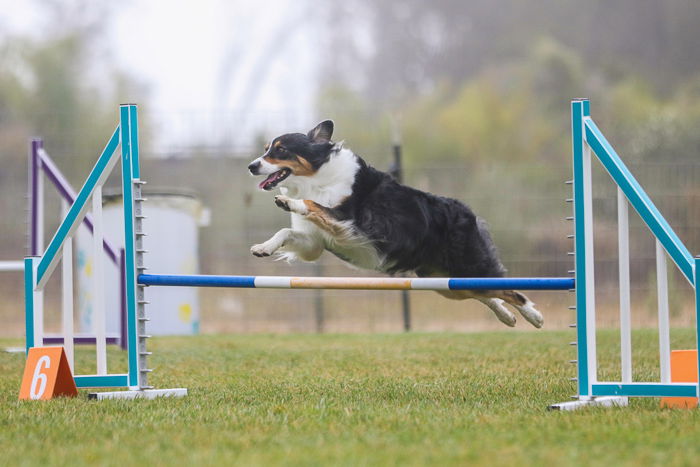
[2,331,700,466]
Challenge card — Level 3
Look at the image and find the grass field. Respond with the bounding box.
[2,330,700,466]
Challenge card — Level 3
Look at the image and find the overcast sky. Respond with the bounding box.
[0,0,320,154]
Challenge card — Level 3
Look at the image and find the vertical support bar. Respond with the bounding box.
[29,139,42,256]
[119,248,128,350]
[389,127,411,332]
[120,104,141,389]
[24,257,38,352]
[93,185,107,375]
[617,188,632,383]
[656,240,671,383]
[61,200,75,371]
[694,257,700,407]
[313,262,324,333]
[37,149,44,255]
[129,105,140,179]
[30,140,45,344]
[33,264,43,349]
[572,99,594,398]
[583,129,597,394]
[401,288,411,332]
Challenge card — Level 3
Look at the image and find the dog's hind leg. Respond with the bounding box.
[476,297,517,327]
[435,289,517,327]
[494,290,543,328]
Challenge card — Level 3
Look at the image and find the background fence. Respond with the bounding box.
[2,141,698,337]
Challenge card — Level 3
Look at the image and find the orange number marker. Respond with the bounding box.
[19,347,78,400]
[660,350,698,409]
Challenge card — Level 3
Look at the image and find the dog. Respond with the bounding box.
[247,120,543,328]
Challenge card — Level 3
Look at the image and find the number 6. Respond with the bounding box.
[30,355,51,399]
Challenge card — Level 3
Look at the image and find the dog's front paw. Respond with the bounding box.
[250,243,275,257]
[274,195,292,212]
[274,195,308,215]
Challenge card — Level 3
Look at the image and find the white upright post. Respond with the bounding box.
[37,164,44,255]
[33,261,43,349]
[583,139,597,390]
[36,161,45,347]
[656,240,671,383]
[61,200,74,371]
[617,189,632,383]
[92,185,107,375]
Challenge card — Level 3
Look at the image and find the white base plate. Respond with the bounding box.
[3,347,25,353]
[548,396,628,411]
[88,388,188,400]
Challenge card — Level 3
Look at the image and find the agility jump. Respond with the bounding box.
[137,274,573,290]
[23,100,700,408]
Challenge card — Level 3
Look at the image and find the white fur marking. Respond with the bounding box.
[251,156,280,175]
[282,145,359,207]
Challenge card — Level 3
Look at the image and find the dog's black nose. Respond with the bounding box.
[248,161,261,174]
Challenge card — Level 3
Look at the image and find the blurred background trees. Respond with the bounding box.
[1,0,700,332]
[320,0,700,167]
[0,0,146,258]
[317,1,700,289]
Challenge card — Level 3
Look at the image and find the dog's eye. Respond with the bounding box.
[277,146,294,159]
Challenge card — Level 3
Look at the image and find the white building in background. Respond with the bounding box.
[77,191,210,336]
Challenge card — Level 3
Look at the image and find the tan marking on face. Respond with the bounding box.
[294,156,315,175]
[264,143,270,151]
[274,141,282,148]
[262,155,316,177]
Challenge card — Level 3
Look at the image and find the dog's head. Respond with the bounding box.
[248,120,335,191]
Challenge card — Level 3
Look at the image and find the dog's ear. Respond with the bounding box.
[307,120,334,142]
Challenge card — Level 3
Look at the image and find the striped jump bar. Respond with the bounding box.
[138,274,574,291]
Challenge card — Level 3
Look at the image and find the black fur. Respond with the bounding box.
[327,156,507,277]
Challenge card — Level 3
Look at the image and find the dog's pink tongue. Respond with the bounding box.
[259,173,276,190]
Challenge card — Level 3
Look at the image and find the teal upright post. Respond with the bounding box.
[571,99,590,400]
[119,104,140,389]
[695,257,700,407]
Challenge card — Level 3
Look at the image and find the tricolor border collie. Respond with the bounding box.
[247,120,543,328]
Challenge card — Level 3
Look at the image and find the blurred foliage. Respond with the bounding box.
[0,3,147,165]
[0,0,146,256]
[320,0,700,166]
[324,0,700,106]
[317,0,700,292]
[1,0,700,331]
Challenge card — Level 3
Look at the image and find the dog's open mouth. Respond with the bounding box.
[258,168,291,191]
